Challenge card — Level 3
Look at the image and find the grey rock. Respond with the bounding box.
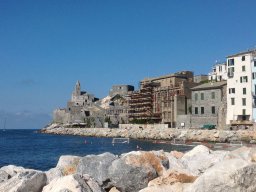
[185,159,256,192]
[108,158,157,192]
[45,167,63,184]
[42,174,104,192]
[0,170,10,183]
[0,170,47,192]
[77,152,117,185]
[0,165,27,177]
[181,145,228,175]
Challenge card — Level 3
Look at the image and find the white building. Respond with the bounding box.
[208,62,227,82]
[226,49,256,125]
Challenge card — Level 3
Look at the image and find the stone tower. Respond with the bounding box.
[72,81,81,101]
[74,81,81,96]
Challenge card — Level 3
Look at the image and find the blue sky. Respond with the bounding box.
[1,0,256,129]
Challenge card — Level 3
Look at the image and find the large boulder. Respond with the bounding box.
[108,157,157,192]
[76,152,117,185]
[0,169,47,192]
[45,155,81,183]
[226,146,256,162]
[140,168,196,192]
[121,151,168,176]
[185,159,256,192]
[42,174,104,192]
[107,151,167,192]
[181,145,228,175]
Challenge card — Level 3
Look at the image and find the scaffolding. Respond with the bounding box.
[128,83,161,122]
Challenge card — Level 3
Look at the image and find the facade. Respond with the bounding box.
[226,49,256,125]
[105,94,130,124]
[193,75,208,83]
[128,82,161,123]
[109,85,134,97]
[128,71,199,127]
[190,81,227,128]
[208,62,227,82]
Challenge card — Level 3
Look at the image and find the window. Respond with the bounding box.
[228,67,234,78]
[201,93,204,100]
[242,66,246,71]
[231,98,235,105]
[195,93,198,101]
[242,98,246,106]
[212,106,216,114]
[219,66,222,72]
[242,56,245,61]
[254,61,256,67]
[243,88,246,95]
[228,59,234,66]
[211,92,215,99]
[240,76,248,83]
[195,107,198,114]
[243,109,246,115]
[229,88,235,94]
[253,72,256,79]
[201,107,204,114]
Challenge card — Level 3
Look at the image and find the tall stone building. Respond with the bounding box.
[128,71,199,127]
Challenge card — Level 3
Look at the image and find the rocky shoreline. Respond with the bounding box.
[1,145,256,191]
[40,123,256,144]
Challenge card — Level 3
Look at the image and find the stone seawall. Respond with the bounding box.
[40,123,256,143]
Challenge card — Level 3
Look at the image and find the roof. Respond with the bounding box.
[226,49,256,58]
[191,81,227,91]
[141,71,193,82]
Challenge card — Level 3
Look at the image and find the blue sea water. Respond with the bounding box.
[0,129,193,171]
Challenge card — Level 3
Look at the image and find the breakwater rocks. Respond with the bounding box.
[1,145,256,192]
[40,123,256,143]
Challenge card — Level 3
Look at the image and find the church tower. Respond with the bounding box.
[74,80,81,96]
[71,81,81,101]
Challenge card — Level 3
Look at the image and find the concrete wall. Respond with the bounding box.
[176,115,218,129]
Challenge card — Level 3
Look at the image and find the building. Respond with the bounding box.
[128,82,161,123]
[53,81,105,127]
[128,71,199,127]
[226,49,256,126]
[109,85,134,97]
[191,81,227,128]
[193,75,208,83]
[208,62,227,82]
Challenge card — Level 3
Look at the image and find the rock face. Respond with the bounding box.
[45,155,81,184]
[185,159,256,192]
[0,169,46,192]
[77,152,117,186]
[181,145,228,175]
[0,170,10,183]
[42,174,103,192]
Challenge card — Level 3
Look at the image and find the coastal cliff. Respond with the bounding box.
[40,123,256,144]
[1,145,256,191]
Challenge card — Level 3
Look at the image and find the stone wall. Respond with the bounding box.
[119,124,168,129]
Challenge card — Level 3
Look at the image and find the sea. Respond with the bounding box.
[0,129,194,171]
